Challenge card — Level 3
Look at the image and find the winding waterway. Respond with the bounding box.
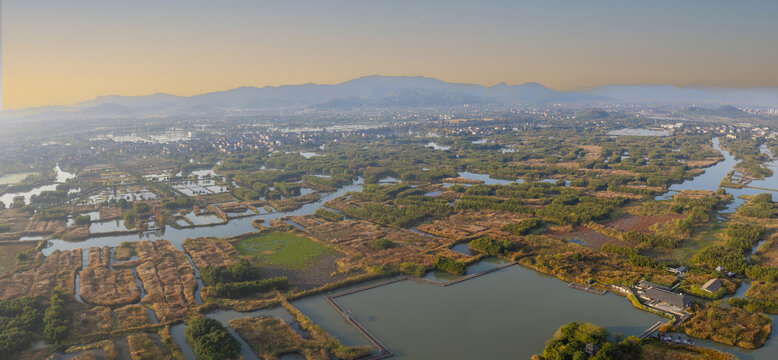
[31,138,778,359]
[0,166,75,205]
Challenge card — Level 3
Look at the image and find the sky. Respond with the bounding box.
[3,0,778,109]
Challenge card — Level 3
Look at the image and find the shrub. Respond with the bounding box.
[185,317,240,360]
[725,223,764,252]
[201,259,262,286]
[371,238,395,251]
[315,208,344,222]
[502,218,541,235]
[469,236,515,256]
[44,290,69,343]
[399,262,425,277]
[133,203,151,214]
[73,214,91,226]
[210,277,289,299]
[432,256,466,275]
[0,296,45,355]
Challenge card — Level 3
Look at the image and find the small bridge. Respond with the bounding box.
[638,321,664,339]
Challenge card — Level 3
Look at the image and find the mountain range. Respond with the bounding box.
[3,75,778,121]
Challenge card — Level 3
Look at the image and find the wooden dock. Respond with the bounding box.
[568,283,606,295]
[327,277,410,359]
[638,321,665,339]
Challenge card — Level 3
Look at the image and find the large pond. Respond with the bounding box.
[294,264,664,359]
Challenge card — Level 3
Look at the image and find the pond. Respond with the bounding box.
[425,142,450,151]
[293,263,665,359]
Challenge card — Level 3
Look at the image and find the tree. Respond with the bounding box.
[185,317,240,360]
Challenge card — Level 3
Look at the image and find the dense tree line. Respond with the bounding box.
[433,256,466,275]
[274,182,301,196]
[36,208,68,221]
[738,193,774,218]
[210,277,289,299]
[623,231,680,249]
[201,259,263,286]
[371,238,395,250]
[44,289,70,343]
[343,191,452,227]
[185,316,241,360]
[469,236,515,256]
[161,196,198,210]
[539,322,642,360]
[315,208,344,222]
[725,223,764,252]
[536,196,623,225]
[729,298,778,314]
[502,218,542,235]
[0,296,45,355]
[600,244,661,269]
[73,214,91,226]
[455,195,531,214]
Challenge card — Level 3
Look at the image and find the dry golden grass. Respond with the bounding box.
[135,240,198,322]
[746,281,778,302]
[676,304,772,349]
[417,210,528,242]
[0,242,36,275]
[115,304,151,330]
[79,266,141,306]
[304,219,437,271]
[0,249,81,300]
[231,316,328,359]
[183,237,241,269]
[72,305,112,336]
[128,333,169,360]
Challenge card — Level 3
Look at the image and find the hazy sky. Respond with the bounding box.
[3,0,778,109]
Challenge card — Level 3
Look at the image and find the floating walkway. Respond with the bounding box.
[327,277,408,359]
[412,261,519,287]
[638,321,665,339]
[568,283,606,295]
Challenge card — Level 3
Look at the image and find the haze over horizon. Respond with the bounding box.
[3,0,778,109]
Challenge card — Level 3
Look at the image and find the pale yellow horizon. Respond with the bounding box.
[3,0,777,110]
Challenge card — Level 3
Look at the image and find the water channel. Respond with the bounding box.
[0,166,75,205]
[30,137,778,359]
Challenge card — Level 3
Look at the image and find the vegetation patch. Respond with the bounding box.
[185,316,240,360]
[675,303,772,349]
[433,255,466,274]
[237,232,334,269]
[532,321,642,360]
[114,304,151,330]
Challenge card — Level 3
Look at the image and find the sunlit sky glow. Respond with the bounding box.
[3,0,778,109]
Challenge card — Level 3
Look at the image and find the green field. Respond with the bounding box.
[237,232,333,269]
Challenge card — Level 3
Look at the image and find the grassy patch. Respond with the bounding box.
[237,232,334,269]
[0,242,37,275]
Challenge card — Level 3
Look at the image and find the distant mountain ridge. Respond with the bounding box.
[3,75,777,121]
